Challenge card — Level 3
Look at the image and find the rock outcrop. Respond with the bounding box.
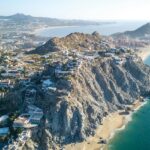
[29,32,110,55]
[25,56,150,149]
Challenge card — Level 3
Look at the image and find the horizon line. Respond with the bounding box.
[0,13,150,22]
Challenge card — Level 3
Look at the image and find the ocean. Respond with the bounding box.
[36,21,146,37]
[144,56,150,66]
[36,22,150,150]
[108,56,150,150]
[108,100,150,150]
[1,21,149,150]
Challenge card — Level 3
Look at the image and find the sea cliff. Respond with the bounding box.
[3,32,150,150]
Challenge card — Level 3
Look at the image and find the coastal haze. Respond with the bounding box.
[36,21,147,37]
[0,0,150,150]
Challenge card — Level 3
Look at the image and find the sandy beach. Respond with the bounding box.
[137,45,150,61]
[33,25,79,36]
[64,46,150,150]
[65,100,146,150]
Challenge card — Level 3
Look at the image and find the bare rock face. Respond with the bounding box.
[26,57,150,150]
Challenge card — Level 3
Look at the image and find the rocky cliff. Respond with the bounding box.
[23,54,150,150]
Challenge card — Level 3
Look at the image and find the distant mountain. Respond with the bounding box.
[0,13,110,26]
[1,13,32,20]
[112,23,150,38]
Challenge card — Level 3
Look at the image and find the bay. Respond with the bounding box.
[36,21,146,37]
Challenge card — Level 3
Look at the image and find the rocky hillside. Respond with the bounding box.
[3,32,150,150]
[28,32,111,55]
[23,55,150,150]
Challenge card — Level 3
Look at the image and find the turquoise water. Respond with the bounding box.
[144,56,150,66]
[108,100,150,150]
[108,57,150,150]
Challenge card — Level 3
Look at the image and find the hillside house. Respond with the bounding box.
[114,57,126,65]
[13,105,43,128]
[1,70,21,78]
[28,105,43,125]
[13,114,30,128]
[42,79,53,89]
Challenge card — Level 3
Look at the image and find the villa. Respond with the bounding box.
[1,70,21,78]
[13,105,43,129]
[27,105,44,125]
[0,80,11,89]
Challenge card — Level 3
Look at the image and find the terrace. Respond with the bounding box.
[13,105,43,128]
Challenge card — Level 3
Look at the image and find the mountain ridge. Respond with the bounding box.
[2,32,150,150]
[0,13,111,26]
[112,22,150,38]
[28,32,111,55]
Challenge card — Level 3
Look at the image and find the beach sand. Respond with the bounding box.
[137,45,150,61]
[65,46,150,150]
[33,25,79,36]
[65,100,146,150]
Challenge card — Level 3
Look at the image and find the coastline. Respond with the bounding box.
[65,100,147,150]
[136,45,150,61]
[33,25,79,36]
[107,100,147,140]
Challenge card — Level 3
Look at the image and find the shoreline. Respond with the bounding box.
[108,100,147,140]
[136,45,150,61]
[65,100,147,150]
[33,25,79,36]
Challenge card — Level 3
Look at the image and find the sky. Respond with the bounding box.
[0,0,150,21]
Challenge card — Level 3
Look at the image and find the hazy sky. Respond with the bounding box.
[0,0,150,20]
